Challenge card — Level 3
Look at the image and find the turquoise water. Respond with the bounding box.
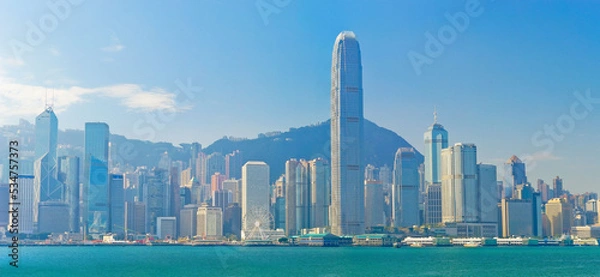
[2,246,600,276]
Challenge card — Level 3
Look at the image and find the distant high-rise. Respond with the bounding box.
[156,217,177,239]
[285,159,299,236]
[196,203,223,240]
[38,201,70,233]
[537,179,550,203]
[364,179,384,228]
[16,175,35,234]
[144,168,169,234]
[109,174,125,236]
[34,107,60,226]
[424,111,448,225]
[189,143,201,179]
[330,31,365,236]
[58,156,80,233]
[83,122,110,235]
[392,148,420,227]
[241,161,270,236]
[179,204,200,239]
[441,143,478,223]
[545,198,573,237]
[205,152,226,184]
[504,155,527,198]
[225,150,243,180]
[310,158,330,228]
[477,164,499,224]
[553,176,563,198]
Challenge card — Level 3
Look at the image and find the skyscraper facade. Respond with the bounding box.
[225,150,243,180]
[330,31,365,236]
[553,176,563,198]
[424,113,447,225]
[58,156,80,233]
[441,143,478,223]
[34,108,60,228]
[392,148,420,227]
[84,122,110,235]
[310,158,330,228]
[545,197,573,237]
[241,161,270,234]
[205,152,226,185]
[109,174,125,236]
[504,155,527,198]
[477,164,498,223]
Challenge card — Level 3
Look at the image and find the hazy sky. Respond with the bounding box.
[0,1,599,192]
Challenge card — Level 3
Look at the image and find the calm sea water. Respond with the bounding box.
[2,246,600,276]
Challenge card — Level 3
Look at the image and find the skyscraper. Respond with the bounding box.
[58,156,80,233]
[392,148,420,227]
[504,155,527,198]
[16,175,35,234]
[330,31,364,236]
[189,142,201,179]
[144,168,169,234]
[241,161,270,236]
[441,143,478,223]
[225,150,243,180]
[34,107,60,227]
[424,111,448,225]
[477,164,498,224]
[84,122,110,235]
[205,152,226,184]
[310,158,330,228]
[285,159,299,236]
[545,198,573,237]
[196,203,223,240]
[109,174,125,236]
[553,176,563,198]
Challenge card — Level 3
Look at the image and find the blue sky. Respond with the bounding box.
[0,0,599,193]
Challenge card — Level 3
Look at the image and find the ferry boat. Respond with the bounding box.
[409,242,423,248]
[463,241,482,248]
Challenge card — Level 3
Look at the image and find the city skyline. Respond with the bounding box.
[0,1,599,194]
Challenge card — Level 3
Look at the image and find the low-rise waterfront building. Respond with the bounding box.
[352,234,394,246]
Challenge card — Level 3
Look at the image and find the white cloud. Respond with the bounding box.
[522,151,562,163]
[101,33,125,52]
[0,81,186,120]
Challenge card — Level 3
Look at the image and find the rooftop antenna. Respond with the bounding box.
[433,106,438,124]
[45,88,49,110]
[51,88,55,110]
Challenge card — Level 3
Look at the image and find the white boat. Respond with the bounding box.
[463,241,481,248]
[409,242,423,248]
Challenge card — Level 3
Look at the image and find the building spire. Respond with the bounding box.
[433,106,438,124]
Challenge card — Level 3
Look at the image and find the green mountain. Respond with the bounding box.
[204,119,423,182]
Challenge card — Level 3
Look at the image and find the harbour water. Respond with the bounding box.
[3,246,600,276]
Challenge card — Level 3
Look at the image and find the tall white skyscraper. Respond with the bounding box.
[441,143,478,223]
[241,161,270,235]
[330,31,365,236]
[392,148,420,227]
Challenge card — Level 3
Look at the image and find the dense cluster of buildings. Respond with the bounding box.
[1,31,598,244]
